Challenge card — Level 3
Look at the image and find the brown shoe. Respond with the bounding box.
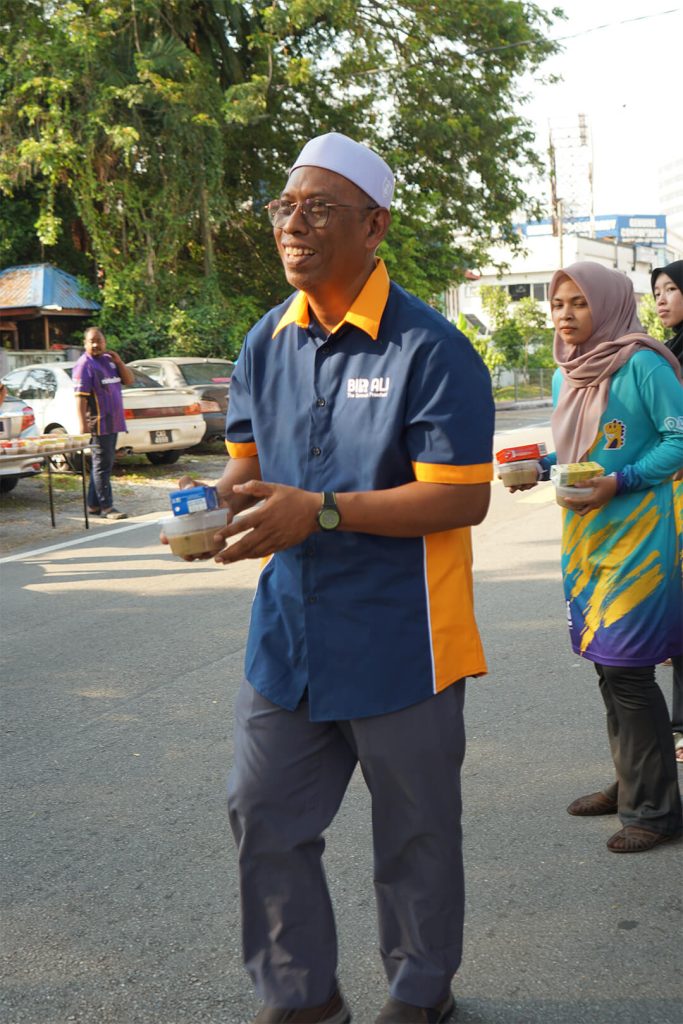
[606,826,679,853]
[375,992,455,1024]
[567,790,618,816]
[252,988,351,1023]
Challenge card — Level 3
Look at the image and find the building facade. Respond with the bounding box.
[446,217,682,334]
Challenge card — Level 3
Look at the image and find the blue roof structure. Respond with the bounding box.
[0,264,101,312]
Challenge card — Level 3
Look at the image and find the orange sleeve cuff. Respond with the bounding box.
[412,461,493,484]
[226,440,258,459]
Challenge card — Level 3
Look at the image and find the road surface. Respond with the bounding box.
[1,410,680,1024]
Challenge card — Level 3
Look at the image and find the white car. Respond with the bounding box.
[128,357,234,442]
[0,394,42,493]
[2,361,206,466]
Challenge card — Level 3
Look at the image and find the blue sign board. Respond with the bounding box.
[518,214,667,246]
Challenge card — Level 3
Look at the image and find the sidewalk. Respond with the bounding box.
[494,396,553,410]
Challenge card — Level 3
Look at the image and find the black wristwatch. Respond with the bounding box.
[317,491,341,531]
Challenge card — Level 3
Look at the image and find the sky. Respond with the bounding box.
[519,1,682,216]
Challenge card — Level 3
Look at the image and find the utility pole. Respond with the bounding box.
[548,125,564,266]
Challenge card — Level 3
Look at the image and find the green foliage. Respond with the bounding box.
[167,286,262,360]
[455,313,504,381]
[513,296,554,369]
[0,0,561,355]
[479,286,554,369]
[526,338,555,369]
[638,293,668,342]
[491,318,525,369]
[479,285,511,331]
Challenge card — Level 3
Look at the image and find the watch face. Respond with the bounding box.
[318,507,341,530]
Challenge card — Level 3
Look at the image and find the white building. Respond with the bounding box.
[658,156,683,255]
[446,217,681,334]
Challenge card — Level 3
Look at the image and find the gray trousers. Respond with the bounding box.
[671,655,683,733]
[227,678,467,1009]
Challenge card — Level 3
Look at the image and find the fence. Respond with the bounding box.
[492,367,553,403]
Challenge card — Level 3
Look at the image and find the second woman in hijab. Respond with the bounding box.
[652,259,683,764]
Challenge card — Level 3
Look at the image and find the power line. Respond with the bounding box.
[554,7,680,44]
[473,8,681,56]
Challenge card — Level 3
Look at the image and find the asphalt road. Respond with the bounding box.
[1,410,681,1024]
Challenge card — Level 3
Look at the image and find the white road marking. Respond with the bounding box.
[0,516,162,564]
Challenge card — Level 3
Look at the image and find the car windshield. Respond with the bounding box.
[60,366,160,390]
[179,361,234,385]
[124,369,162,389]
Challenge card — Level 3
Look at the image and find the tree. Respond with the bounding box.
[479,284,511,332]
[0,0,562,357]
[513,296,554,372]
[479,285,553,370]
[455,312,504,383]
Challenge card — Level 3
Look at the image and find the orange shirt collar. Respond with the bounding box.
[272,259,390,341]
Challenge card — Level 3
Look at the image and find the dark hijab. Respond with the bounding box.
[651,259,683,366]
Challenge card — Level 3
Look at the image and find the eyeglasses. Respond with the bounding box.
[266,198,378,229]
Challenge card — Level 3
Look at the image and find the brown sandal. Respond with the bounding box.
[606,826,676,853]
[567,790,618,816]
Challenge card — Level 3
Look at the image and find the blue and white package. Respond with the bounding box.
[170,485,219,516]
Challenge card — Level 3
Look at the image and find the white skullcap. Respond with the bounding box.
[290,132,395,208]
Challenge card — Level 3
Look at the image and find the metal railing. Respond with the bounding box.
[492,367,553,402]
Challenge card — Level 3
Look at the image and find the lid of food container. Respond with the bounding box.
[497,459,538,471]
[160,508,228,535]
[554,483,594,497]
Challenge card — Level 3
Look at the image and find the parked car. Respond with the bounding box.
[1,362,206,467]
[0,393,42,493]
[127,357,234,442]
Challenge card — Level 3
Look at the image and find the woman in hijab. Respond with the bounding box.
[509,261,683,853]
[651,259,683,763]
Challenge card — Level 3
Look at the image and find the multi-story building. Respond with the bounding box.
[446,214,681,334]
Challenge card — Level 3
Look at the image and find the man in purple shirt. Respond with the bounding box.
[73,327,134,519]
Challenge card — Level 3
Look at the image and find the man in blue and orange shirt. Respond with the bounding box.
[189,134,494,1024]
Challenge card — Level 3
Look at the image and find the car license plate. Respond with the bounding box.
[151,430,172,444]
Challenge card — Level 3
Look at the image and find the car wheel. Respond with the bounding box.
[0,475,18,494]
[146,450,182,465]
[47,427,84,473]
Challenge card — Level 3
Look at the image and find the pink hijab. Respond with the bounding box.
[550,261,681,462]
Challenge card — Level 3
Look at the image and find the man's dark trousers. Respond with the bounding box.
[227,679,466,1009]
[88,432,117,511]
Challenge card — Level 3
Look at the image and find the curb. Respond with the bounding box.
[494,398,552,410]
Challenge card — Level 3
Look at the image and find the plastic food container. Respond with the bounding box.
[555,484,594,509]
[498,459,539,486]
[161,508,228,558]
[550,462,604,486]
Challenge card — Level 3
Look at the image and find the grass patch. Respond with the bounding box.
[47,472,83,493]
[494,384,547,401]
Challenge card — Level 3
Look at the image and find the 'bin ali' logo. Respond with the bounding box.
[603,418,625,449]
[347,377,390,398]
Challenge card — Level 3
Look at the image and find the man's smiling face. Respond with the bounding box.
[273,166,377,298]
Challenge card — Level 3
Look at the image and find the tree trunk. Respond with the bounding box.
[199,180,214,277]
